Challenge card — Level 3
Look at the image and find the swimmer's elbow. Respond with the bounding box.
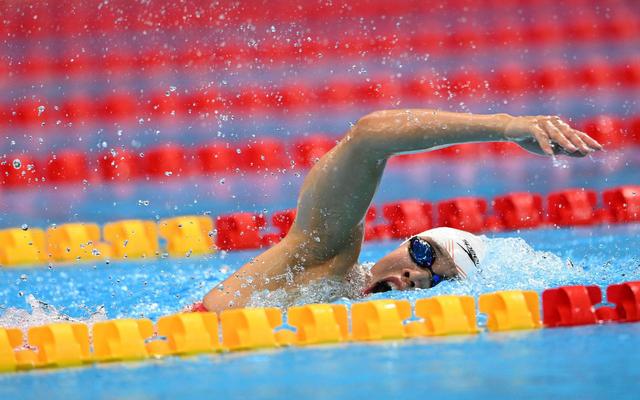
[353,111,387,136]
[347,111,390,154]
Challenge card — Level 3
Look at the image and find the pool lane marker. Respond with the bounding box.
[0,185,638,268]
[1,282,638,375]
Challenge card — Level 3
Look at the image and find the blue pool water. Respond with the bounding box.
[0,224,639,399]
[1,323,639,400]
[0,151,639,399]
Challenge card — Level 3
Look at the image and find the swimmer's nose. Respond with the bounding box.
[402,268,431,289]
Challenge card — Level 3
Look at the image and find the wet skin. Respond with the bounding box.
[365,237,458,294]
[203,111,603,313]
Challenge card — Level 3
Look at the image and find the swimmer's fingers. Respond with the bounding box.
[542,120,581,155]
[551,118,603,153]
[577,130,604,151]
[530,125,554,156]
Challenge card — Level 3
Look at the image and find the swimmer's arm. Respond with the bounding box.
[291,110,602,247]
[203,110,601,312]
[353,110,602,157]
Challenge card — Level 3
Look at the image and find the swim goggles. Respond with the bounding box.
[408,236,444,287]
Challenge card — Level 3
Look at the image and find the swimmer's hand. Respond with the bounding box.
[504,115,603,157]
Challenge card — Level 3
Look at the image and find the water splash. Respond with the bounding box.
[0,295,108,333]
[248,236,640,308]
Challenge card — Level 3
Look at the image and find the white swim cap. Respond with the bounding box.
[407,227,485,278]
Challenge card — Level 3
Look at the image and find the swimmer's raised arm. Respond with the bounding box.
[203,110,601,312]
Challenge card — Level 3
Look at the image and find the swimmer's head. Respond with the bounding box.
[364,227,485,294]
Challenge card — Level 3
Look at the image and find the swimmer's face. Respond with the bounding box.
[364,237,459,294]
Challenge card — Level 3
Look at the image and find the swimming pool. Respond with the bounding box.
[2,0,640,397]
[1,150,639,399]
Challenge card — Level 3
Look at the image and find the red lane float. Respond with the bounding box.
[546,189,598,226]
[98,150,140,182]
[242,139,289,171]
[382,200,433,239]
[215,213,266,251]
[582,115,626,149]
[196,143,238,174]
[542,285,610,327]
[292,136,336,168]
[144,145,191,178]
[45,151,89,184]
[271,209,296,239]
[602,186,640,223]
[0,155,40,187]
[7,62,640,127]
[607,281,640,323]
[493,192,544,230]
[437,197,487,233]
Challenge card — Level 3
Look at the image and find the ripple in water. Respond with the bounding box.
[0,295,108,335]
[250,236,640,308]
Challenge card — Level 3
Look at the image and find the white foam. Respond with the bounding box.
[0,295,108,334]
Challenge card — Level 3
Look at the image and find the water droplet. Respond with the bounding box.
[12,159,21,169]
[37,105,45,116]
[164,171,173,176]
[20,224,29,231]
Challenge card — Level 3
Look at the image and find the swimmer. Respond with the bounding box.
[203,110,602,312]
